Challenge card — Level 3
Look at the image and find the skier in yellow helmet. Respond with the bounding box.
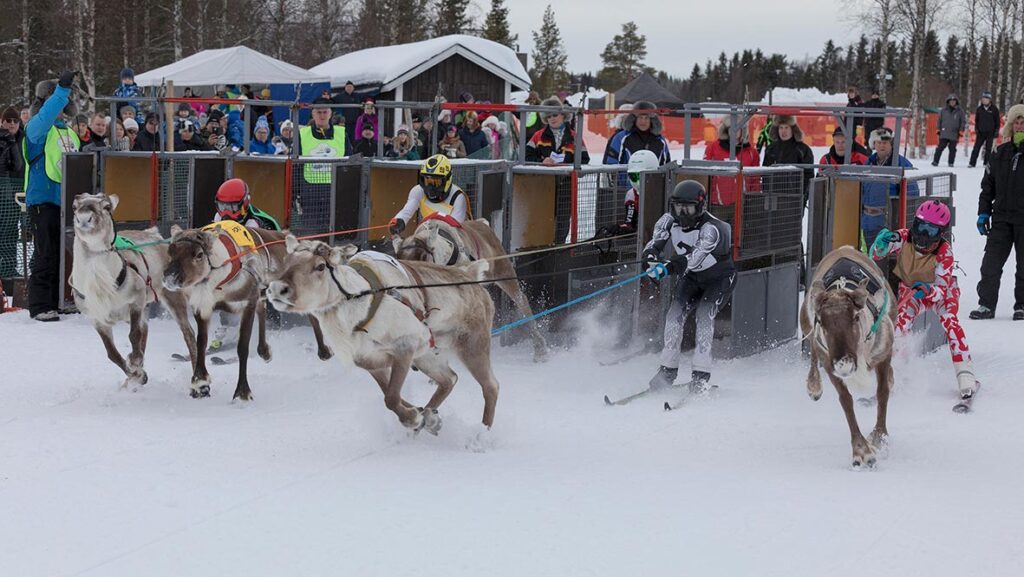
[389,154,468,234]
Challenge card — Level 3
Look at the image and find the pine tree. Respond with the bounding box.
[434,0,472,37]
[596,21,651,90]
[482,0,517,48]
[529,5,568,97]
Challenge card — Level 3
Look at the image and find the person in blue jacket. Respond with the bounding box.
[24,71,80,322]
[860,127,920,251]
[249,116,276,154]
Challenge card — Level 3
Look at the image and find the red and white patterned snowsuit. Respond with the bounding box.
[876,229,971,363]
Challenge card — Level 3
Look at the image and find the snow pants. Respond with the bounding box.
[970,131,995,166]
[895,282,971,364]
[659,271,737,373]
[28,203,61,316]
[933,138,958,166]
[977,220,1024,310]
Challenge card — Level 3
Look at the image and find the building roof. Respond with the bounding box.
[613,73,685,108]
[135,46,329,87]
[310,35,531,92]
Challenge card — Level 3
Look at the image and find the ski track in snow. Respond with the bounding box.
[2,156,1024,576]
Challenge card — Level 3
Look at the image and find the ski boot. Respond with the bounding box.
[208,324,237,353]
[954,360,979,399]
[969,305,994,320]
[688,370,713,394]
[1014,306,1024,321]
[648,366,678,390]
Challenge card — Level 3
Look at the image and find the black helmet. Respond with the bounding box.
[669,180,707,230]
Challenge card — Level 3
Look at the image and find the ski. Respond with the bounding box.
[211,356,238,366]
[598,348,650,367]
[604,383,684,406]
[663,381,718,411]
[171,353,190,362]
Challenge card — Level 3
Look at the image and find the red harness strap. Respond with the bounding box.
[130,252,160,303]
[422,212,462,228]
[214,234,242,290]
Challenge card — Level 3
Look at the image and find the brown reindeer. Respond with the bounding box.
[801,246,896,468]
[393,216,548,361]
[70,193,195,388]
[267,237,500,433]
[162,224,332,400]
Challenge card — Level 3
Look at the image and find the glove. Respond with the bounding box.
[911,281,933,300]
[977,214,991,236]
[58,70,78,89]
[869,228,899,260]
[642,246,661,265]
[389,217,405,235]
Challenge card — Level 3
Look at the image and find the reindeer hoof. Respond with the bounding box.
[190,384,211,398]
[407,408,426,431]
[318,346,334,361]
[233,389,253,402]
[422,408,442,435]
[258,345,272,363]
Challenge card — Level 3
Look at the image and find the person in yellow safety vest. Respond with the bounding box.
[299,96,348,185]
[389,154,468,235]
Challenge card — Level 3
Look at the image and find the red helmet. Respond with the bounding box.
[216,178,250,221]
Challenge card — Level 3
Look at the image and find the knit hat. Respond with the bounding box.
[120,67,135,80]
[280,119,294,131]
[120,105,135,117]
[1001,104,1024,140]
[982,91,993,99]
[1,106,18,122]
[124,118,139,131]
[178,119,195,132]
[260,88,271,99]
[254,115,270,133]
[177,102,193,113]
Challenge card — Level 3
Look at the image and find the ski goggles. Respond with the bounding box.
[216,200,246,220]
[421,175,445,189]
[912,220,942,239]
[671,202,700,217]
[628,172,641,185]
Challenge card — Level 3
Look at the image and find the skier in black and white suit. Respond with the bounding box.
[644,180,737,391]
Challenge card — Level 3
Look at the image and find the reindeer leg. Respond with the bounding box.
[233,299,256,401]
[96,323,131,386]
[806,343,823,401]
[256,298,271,363]
[125,307,148,387]
[870,360,893,457]
[827,373,875,468]
[456,333,500,429]
[495,276,548,362]
[382,353,422,429]
[414,355,458,435]
[309,314,333,361]
[165,292,197,371]
[368,366,415,409]
[191,311,211,398]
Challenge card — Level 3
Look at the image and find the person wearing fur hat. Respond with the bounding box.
[526,97,589,165]
[972,103,1024,320]
[615,101,671,166]
[703,116,760,205]
[762,115,815,204]
[932,94,967,167]
[861,127,919,250]
[970,92,1000,167]
[601,103,633,165]
[24,71,81,321]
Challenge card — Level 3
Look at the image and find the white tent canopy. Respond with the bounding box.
[310,34,531,92]
[134,46,329,88]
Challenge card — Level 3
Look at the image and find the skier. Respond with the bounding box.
[389,154,468,235]
[208,178,280,352]
[644,180,737,392]
[597,149,660,237]
[869,200,978,400]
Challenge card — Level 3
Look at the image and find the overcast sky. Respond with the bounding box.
[504,0,860,78]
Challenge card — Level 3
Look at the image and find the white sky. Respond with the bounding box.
[505,0,860,78]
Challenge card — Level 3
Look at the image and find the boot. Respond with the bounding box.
[649,366,678,390]
[1014,306,1024,321]
[209,324,235,353]
[969,305,994,320]
[689,370,713,394]
[954,360,979,399]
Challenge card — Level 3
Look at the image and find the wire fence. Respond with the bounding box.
[158,156,191,231]
[0,177,29,279]
[290,158,334,236]
[739,168,804,262]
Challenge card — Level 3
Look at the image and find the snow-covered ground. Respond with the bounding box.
[3,156,1024,576]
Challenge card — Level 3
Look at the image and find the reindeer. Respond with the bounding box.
[70,193,196,388]
[162,224,332,400]
[266,237,500,433]
[393,215,547,361]
[801,246,897,468]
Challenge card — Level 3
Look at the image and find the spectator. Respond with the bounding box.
[971,103,1024,320]
[170,119,204,151]
[524,91,544,141]
[862,127,919,250]
[72,114,90,142]
[20,107,31,124]
[182,87,207,116]
[844,85,864,139]
[224,109,245,150]
[525,97,589,165]
[480,115,502,159]
[412,113,432,158]
[454,91,475,127]
[386,125,420,160]
[112,67,143,116]
[0,107,24,178]
[0,106,24,278]
[460,111,489,157]
[602,103,633,165]
[352,124,378,157]
[615,100,671,165]
[133,112,162,151]
[933,94,967,167]
[80,112,109,153]
[762,114,815,204]
[439,123,467,158]
[119,105,136,123]
[970,91,1000,168]
[298,96,349,186]
[111,118,129,150]
[862,89,886,147]
[336,80,361,135]
[703,116,760,205]
[248,116,275,154]
[277,119,295,154]
[818,128,868,171]
[437,109,454,144]
[354,97,379,140]
[175,102,198,126]
[25,72,81,321]
[123,118,139,149]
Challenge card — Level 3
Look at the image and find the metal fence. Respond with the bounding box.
[0,177,28,279]
[289,157,337,236]
[158,155,192,230]
[738,167,804,262]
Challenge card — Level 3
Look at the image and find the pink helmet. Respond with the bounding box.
[915,200,951,227]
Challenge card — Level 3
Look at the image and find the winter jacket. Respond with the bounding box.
[818,147,868,170]
[860,152,919,233]
[0,127,25,179]
[24,85,75,207]
[352,137,378,157]
[336,91,361,127]
[175,133,212,152]
[460,126,490,157]
[225,110,245,149]
[113,82,144,114]
[133,129,162,152]
[975,103,1001,135]
[354,113,379,140]
[979,141,1024,223]
[249,137,276,155]
[844,95,864,131]
[703,138,761,205]
[862,97,886,136]
[615,110,671,165]
[525,124,589,164]
[938,102,967,141]
[602,129,627,165]
[439,136,466,158]
[762,133,815,203]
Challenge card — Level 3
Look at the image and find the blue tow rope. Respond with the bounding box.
[491,270,648,336]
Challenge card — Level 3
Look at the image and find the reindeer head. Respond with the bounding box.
[266,235,359,313]
[812,277,872,379]
[72,192,119,247]
[163,226,217,291]
[394,221,459,265]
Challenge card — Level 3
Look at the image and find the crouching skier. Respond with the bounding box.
[869,200,979,406]
[644,180,737,393]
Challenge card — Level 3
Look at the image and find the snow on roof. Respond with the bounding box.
[565,88,608,108]
[135,46,328,87]
[310,35,531,92]
[756,87,848,105]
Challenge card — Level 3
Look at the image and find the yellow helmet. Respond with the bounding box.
[419,154,453,202]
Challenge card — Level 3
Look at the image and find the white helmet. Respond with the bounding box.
[626,150,660,185]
